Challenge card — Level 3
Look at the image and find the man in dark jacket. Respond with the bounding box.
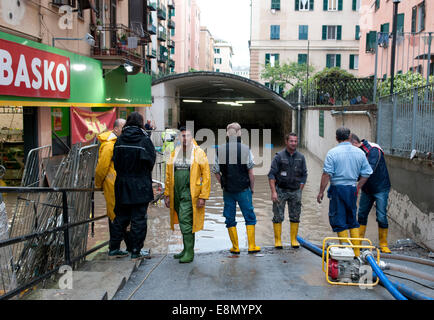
[213,122,260,254]
[268,133,307,249]
[350,133,392,253]
[111,112,156,260]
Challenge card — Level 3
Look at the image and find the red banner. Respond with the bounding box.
[71,107,116,144]
[0,38,70,99]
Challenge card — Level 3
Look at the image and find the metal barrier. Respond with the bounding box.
[377,83,434,157]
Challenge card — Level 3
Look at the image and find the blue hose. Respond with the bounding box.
[296,236,323,257]
[387,279,433,300]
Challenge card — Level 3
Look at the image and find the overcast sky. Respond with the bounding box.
[196,0,251,69]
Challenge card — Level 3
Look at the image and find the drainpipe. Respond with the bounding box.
[297,88,302,139]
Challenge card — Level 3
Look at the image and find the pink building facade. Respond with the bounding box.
[358,0,433,79]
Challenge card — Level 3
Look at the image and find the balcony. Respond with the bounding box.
[157,25,167,41]
[147,0,157,11]
[167,39,175,48]
[90,24,149,72]
[158,46,168,63]
[157,6,167,20]
[168,19,175,29]
[168,0,175,9]
[148,23,157,35]
[168,59,175,68]
[146,46,157,58]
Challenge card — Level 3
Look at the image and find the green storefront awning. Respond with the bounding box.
[0,31,151,107]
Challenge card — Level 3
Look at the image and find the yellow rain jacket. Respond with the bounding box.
[164,141,211,233]
[95,131,118,221]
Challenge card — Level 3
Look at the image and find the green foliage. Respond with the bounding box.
[378,72,433,97]
[260,61,314,91]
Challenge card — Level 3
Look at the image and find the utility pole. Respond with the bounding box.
[390,0,401,95]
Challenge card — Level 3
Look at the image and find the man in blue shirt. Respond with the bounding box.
[350,133,392,253]
[317,128,373,256]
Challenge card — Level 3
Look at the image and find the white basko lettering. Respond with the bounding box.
[56,63,68,92]
[0,49,13,86]
[14,54,31,88]
[31,58,42,90]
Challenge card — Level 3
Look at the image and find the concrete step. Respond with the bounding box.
[34,288,108,300]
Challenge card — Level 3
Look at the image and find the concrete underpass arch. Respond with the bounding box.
[148,72,294,142]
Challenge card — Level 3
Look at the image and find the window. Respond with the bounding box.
[355,25,360,40]
[412,2,425,33]
[271,0,280,10]
[214,48,220,54]
[265,53,279,67]
[171,28,175,36]
[375,0,380,11]
[170,47,175,54]
[216,68,220,72]
[352,0,360,11]
[326,54,341,68]
[397,13,404,33]
[365,31,377,53]
[214,58,222,64]
[299,25,308,40]
[322,25,341,40]
[349,54,359,70]
[324,0,342,11]
[295,0,314,11]
[270,25,280,40]
[298,54,307,65]
[380,23,389,34]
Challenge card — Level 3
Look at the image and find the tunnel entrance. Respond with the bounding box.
[152,72,294,145]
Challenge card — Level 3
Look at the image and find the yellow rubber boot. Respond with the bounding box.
[290,222,300,248]
[227,226,240,254]
[349,228,360,257]
[273,223,283,249]
[246,225,261,254]
[337,230,349,244]
[378,227,392,253]
[358,225,367,239]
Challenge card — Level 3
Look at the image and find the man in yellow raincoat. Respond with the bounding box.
[164,127,210,263]
[95,118,131,257]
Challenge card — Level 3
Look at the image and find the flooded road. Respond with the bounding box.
[2,147,410,257]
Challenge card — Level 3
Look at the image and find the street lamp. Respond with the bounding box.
[52,33,95,47]
[390,0,401,95]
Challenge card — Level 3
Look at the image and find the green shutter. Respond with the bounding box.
[352,0,357,11]
[323,0,327,11]
[322,25,327,40]
[265,53,270,65]
[272,0,281,10]
[298,54,307,64]
[381,23,389,33]
[355,25,360,40]
[319,110,324,137]
[338,0,343,11]
[295,0,299,11]
[420,2,425,31]
[337,25,342,40]
[326,54,331,68]
[275,54,280,64]
[375,0,380,10]
[349,54,355,69]
[397,13,404,33]
[336,54,341,67]
[309,0,314,11]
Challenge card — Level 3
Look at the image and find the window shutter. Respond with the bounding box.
[322,25,327,40]
[295,0,299,11]
[349,54,354,69]
[309,0,314,11]
[397,13,404,33]
[355,25,360,40]
[336,54,341,67]
[411,6,417,33]
[323,0,327,11]
[352,0,357,11]
[265,53,270,65]
[337,25,342,40]
[326,54,331,68]
[275,54,280,64]
[381,23,389,33]
[338,0,343,11]
[420,2,425,31]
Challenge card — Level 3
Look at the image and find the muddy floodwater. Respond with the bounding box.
[2,147,411,257]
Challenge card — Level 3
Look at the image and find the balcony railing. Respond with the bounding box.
[168,19,175,29]
[158,46,168,63]
[148,23,157,35]
[146,46,157,58]
[157,6,167,20]
[168,0,175,9]
[147,0,157,11]
[168,59,175,68]
[167,39,175,48]
[157,26,166,41]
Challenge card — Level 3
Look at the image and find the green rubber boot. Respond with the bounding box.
[179,233,195,263]
[173,247,185,259]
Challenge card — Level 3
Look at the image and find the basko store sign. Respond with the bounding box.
[0,38,70,99]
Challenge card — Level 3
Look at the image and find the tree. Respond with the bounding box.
[260,61,314,95]
[378,72,433,97]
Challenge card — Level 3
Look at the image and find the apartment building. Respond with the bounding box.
[358,0,433,79]
[199,26,215,71]
[250,0,361,87]
[214,41,233,73]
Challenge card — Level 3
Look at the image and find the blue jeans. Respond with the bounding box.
[357,190,389,229]
[223,188,256,228]
[327,185,359,232]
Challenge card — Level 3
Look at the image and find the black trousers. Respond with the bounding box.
[110,202,149,254]
[108,218,132,252]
